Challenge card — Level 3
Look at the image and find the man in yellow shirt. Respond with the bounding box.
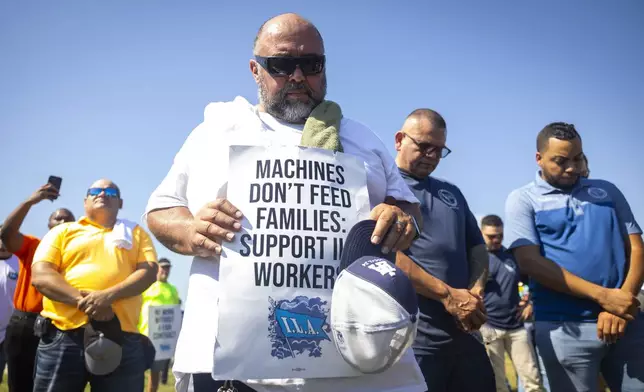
[138,257,181,392]
[30,179,159,392]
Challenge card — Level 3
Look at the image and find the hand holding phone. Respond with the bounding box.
[48,176,62,190]
[46,176,62,201]
[27,181,61,205]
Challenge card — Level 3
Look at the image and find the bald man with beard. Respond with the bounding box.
[145,12,427,392]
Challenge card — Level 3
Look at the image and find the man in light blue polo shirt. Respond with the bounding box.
[504,122,644,392]
[394,109,495,392]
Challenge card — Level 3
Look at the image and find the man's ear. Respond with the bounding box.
[250,59,261,84]
[118,199,124,210]
[394,131,405,152]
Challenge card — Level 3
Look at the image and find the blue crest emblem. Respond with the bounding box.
[268,296,331,359]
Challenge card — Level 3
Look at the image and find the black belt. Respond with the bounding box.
[11,309,39,319]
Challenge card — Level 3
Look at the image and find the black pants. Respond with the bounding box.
[161,359,170,384]
[415,331,496,392]
[193,373,257,392]
[4,309,40,392]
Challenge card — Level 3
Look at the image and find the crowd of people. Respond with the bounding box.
[1,11,642,392]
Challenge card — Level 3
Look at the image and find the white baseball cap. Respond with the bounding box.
[331,220,419,374]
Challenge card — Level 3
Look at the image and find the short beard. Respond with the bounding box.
[258,74,326,124]
[541,170,578,190]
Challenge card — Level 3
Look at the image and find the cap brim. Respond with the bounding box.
[340,220,395,271]
[85,338,123,376]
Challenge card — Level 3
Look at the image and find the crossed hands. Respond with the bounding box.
[442,286,487,332]
[77,290,115,322]
[594,288,641,344]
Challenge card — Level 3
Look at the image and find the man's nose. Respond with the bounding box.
[566,163,580,173]
[289,66,305,83]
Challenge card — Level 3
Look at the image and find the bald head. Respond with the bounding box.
[253,13,324,55]
[403,109,447,133]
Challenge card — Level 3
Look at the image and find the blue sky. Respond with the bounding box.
[2,1,643,304]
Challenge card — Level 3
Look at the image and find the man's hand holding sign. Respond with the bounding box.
[188,199,244,257]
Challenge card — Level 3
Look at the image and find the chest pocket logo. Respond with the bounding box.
[587,187,608,200]
[438,189,459,209]
[7,271,18,280]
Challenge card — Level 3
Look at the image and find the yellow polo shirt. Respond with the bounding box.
[33,217,158,332]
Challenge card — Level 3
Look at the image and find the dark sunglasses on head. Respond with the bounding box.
[87,187,120,198]
[254,55,325,76]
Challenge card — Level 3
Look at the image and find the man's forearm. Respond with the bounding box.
[514,247,603,302]
[32,264,82,306]
[0,200,33,253]
[621,234,644,296]
[396,252,449,301]
[468,244,489,291]
[105,262,158,301]
[147,207,195,255]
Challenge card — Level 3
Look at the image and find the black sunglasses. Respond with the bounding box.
[254,55,325,76]
[403,132,452,159]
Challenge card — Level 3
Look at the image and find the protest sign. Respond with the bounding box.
[213,145,371,379]
[148,304,182,361]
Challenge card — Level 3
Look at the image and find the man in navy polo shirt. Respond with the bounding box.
[394,108,495,392]
[505,122,644,392]
[479,214,543,392]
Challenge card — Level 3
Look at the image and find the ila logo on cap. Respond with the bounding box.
[365,260,396,277]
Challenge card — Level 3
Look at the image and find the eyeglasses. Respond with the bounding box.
[86,187,120,198]
[403,132,451,158]
[254,55,325,76]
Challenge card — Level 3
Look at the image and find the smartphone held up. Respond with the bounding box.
[47,175,62,201]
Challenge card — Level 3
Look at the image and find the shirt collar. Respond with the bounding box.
[490,246,508,257]
[398,168,432,186]
[78,216,113,230]
[533,170,590,195]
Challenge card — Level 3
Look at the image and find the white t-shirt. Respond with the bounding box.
[0,256,19,343]
[145,96,427,392]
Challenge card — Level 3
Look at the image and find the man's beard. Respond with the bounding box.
[542,170,578,190]
[258,74,326,124]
